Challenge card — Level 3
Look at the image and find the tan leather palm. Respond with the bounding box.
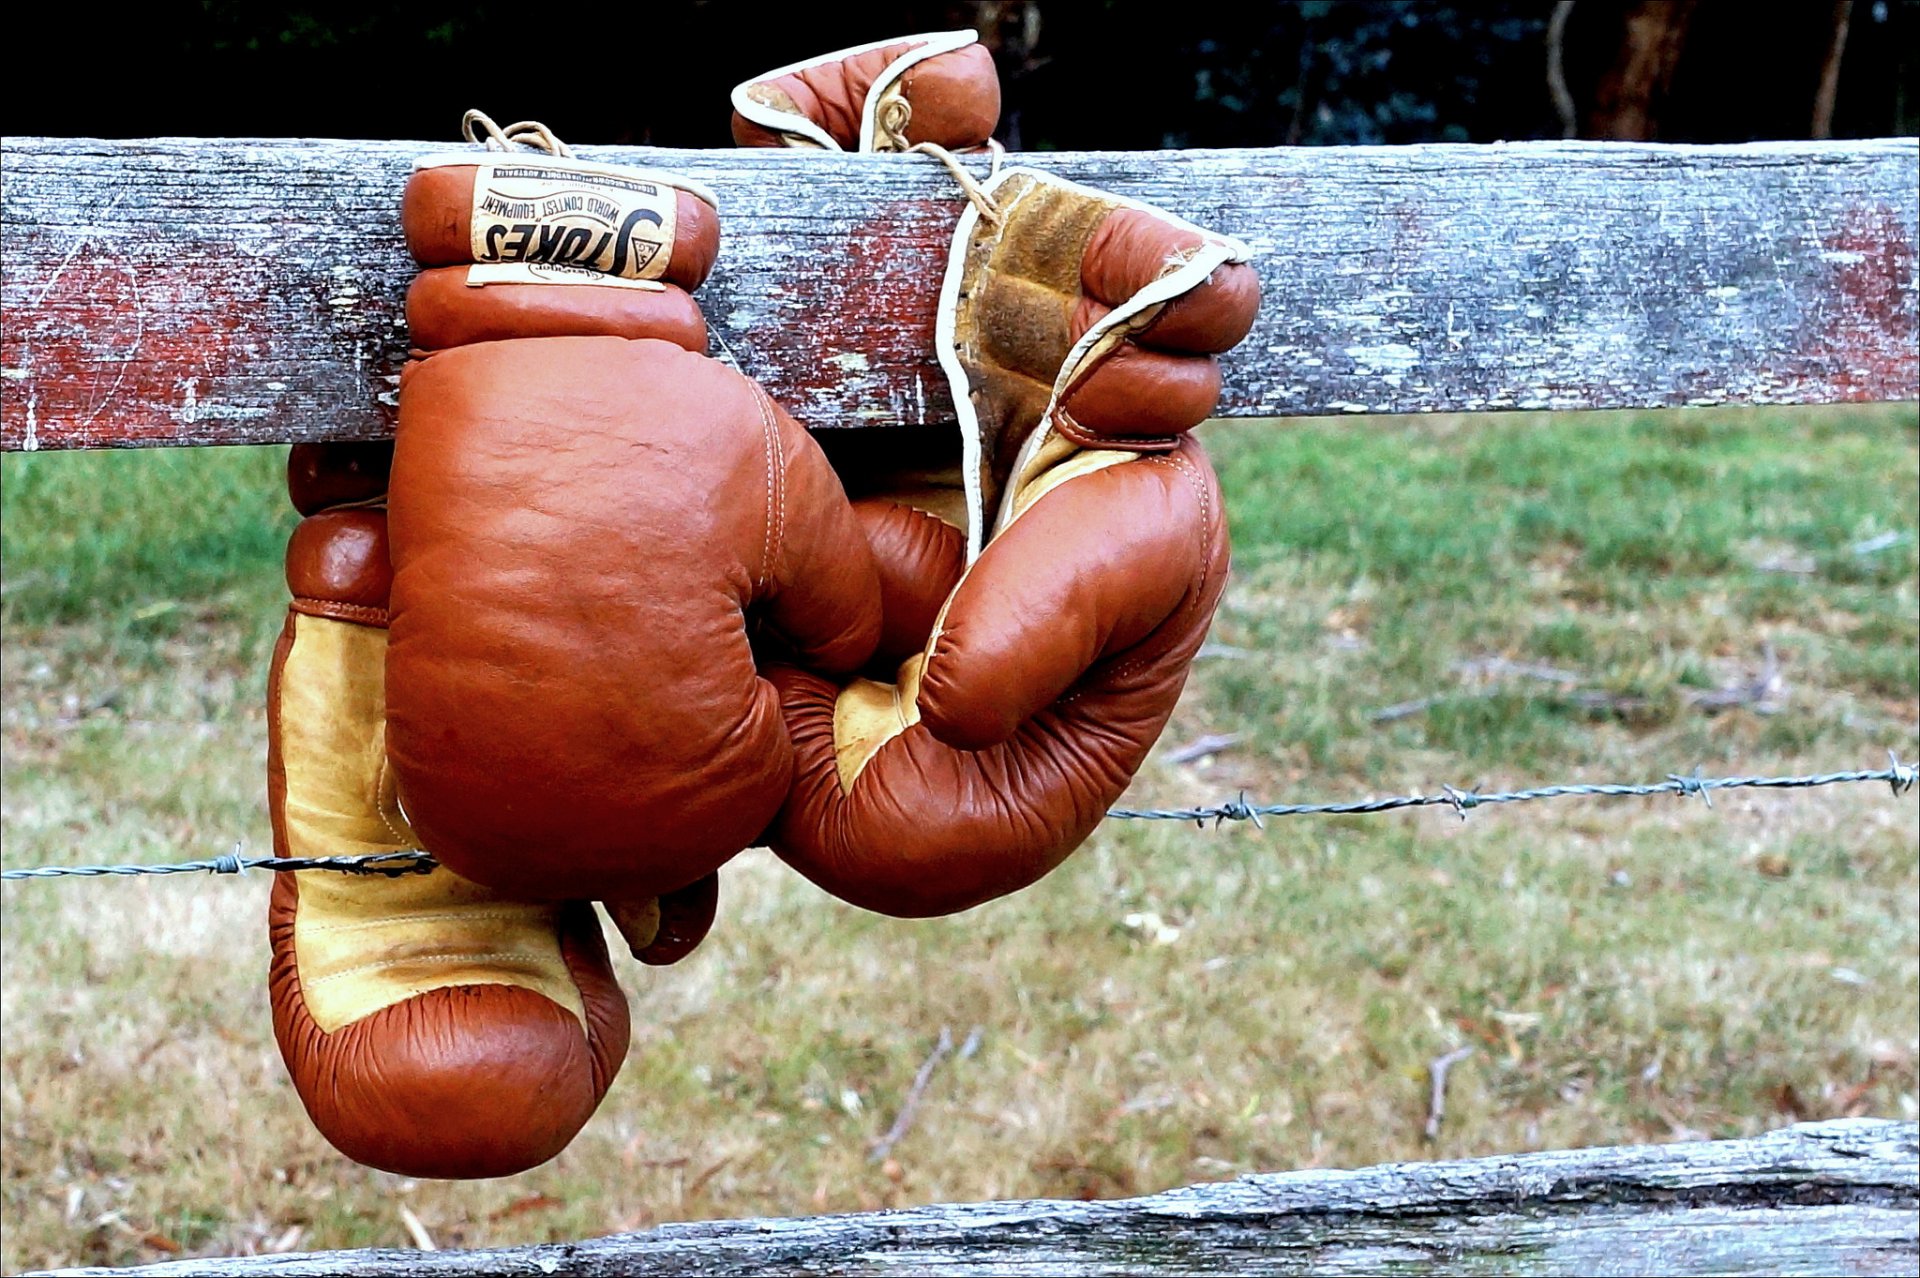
[267,470,629,1181]
[273,614,586,1032]
[944,169,1255,552]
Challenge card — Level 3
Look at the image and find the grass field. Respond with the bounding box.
[3,405,1916,1270]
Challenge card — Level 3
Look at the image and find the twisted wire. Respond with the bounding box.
[2,850,436,881]
[4,756,1911,881]
[1107,753,1918,826]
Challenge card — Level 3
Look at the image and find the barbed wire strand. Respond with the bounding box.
[3,754,1913,882]
[1,850,438,881]
[1111,752,1919,825]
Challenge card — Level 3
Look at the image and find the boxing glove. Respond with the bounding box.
[268,442,718,1180]
[736,53,1261,917]
[386,124,882,903]
[731,30,1000,152]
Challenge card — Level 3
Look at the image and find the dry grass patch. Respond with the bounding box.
[3,406,1915,1269]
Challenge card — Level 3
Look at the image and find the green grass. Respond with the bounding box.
[2,405,1915,1270]
[1203,405,1919,778]
[3,445,292,622]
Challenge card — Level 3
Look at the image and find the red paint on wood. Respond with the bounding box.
[3,237,404,451]
[1820,202,1919,401]
[724,197,956,431]
[6,139,1914,449]
[821,200,951,427]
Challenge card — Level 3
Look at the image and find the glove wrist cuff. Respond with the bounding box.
[403,146,721,292]
[732,30,982,152]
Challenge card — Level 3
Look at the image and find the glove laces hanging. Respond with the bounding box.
[461,109,574,158]
[908,138,1008,229]
[873,91,1008,228]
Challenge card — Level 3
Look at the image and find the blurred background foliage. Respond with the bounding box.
[6,1,1912,147]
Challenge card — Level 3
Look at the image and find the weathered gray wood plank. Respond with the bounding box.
[30,1119,1919,1276]
[2,138,1914,451]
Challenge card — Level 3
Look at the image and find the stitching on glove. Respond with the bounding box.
[372,753,411,847]
[291,599,389,626]
[770,403,787,582]
[304,908,554,935]
[1149,451,1215,619]
[1053,405,1179,452]
[303,950,554,987]
[749,382,784,593]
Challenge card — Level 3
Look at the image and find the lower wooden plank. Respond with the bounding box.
[2,138,1914,450]
[29,1119,1918,1276]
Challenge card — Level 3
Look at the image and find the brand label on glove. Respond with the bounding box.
[468,161,678,281]
[463,263,668,291]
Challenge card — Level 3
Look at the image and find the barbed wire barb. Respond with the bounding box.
[1440,783,1480,820]
[1668,769,1713,808]
[2,757,1914,882]
[1887,749,1917,796]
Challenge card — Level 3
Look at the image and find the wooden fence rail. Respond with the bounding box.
[2,137,1914,452]
[5,134,1916,1278]
[27,1119,1918,1277]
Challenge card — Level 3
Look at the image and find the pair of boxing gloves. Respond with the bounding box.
[268,32,1260,1178]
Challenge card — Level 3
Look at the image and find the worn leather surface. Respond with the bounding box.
[285,508,393,616]
[629,872,721,966]
[771,438,1229,916]
[402,165,721,291]
[270,874,629,1179]
[951,174,1261,513]
[853,501,969,668]
[407,267,709,354]
[738,52,1258,917]
[388,336,879,903]
[732,34,1000,151]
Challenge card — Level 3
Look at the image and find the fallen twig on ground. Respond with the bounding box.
[1370,648,1786,723]
[1452,657,1584,685]
[1425,1046,1476,1141]
[1163,733,1245,765]
[1687,645,1786,714]
[396,1205,435,1252]
[869,1026,982,1163]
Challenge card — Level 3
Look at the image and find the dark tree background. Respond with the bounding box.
[5,1,1913,145]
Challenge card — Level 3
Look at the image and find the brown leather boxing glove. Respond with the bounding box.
[385,120,882,903]
[268,442,718,1179]
[731,30,1000,152]
[737,61,1260,916]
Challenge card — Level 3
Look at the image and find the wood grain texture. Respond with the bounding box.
[29,1119,1917,1276]
[2,137,1915,451]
